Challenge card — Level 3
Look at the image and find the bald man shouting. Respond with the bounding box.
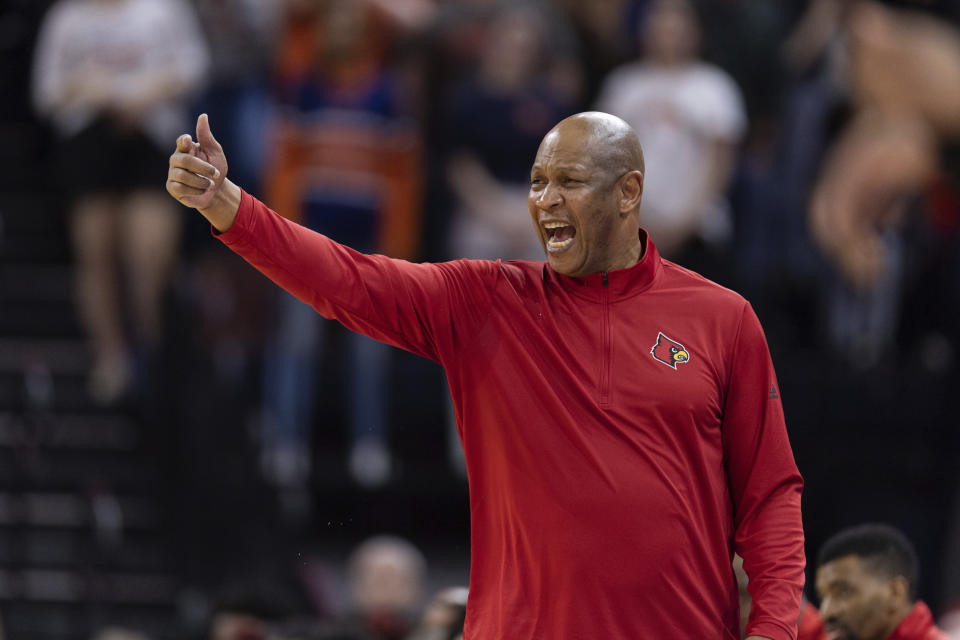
[167,112,805,640]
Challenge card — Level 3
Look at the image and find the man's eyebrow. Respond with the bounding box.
[531,164,589,175]
[821,577,853,591]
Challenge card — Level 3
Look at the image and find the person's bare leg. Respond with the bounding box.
[71,194,129,402]
[120,190,182,349]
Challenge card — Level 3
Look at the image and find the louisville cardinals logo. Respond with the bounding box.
[651,332,690,370]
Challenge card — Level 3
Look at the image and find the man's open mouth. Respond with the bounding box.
[543,221,576,251]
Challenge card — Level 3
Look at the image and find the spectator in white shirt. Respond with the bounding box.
[32,0,209,403]
[595,0,745,265]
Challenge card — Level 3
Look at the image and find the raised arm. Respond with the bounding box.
[723,303,806,640]
[166,114,494,362]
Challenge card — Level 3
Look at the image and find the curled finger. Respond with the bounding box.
[176,134,193,153]
[166,179,208,200]
[169,167,214,190]
[169,152,220,180]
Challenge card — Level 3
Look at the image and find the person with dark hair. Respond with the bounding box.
[257,0,422,489]
[32,0,209,403]
[816,523,948,640]
[166,111,804,639]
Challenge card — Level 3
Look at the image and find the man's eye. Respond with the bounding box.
[833,585,854,598]
[563,177,581,185]
[531,178,545,186]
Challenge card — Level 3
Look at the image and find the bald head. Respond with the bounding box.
[547,112,645,180]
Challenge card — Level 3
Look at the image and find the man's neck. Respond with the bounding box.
[881,601,919,639]
[607,243,644,272]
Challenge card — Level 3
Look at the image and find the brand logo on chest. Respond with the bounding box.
[650,332,690,370]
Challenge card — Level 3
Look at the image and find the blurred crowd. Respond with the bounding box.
[10,0,960,637]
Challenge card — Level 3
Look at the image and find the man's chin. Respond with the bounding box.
[546,254,586,278]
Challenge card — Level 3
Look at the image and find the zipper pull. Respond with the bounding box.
[602,271,609,286]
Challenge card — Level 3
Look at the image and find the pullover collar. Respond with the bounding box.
[887,602,946,640]
[545,229,661,302]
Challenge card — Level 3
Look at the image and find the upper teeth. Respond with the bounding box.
[543,222,567,229]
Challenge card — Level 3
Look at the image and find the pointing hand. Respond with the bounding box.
[166,113,228,211]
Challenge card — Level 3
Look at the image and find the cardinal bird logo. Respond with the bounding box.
[651,332,690,370]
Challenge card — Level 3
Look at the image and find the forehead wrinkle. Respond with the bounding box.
[532,163,589,174]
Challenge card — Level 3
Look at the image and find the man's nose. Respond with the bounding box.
[819,595,838,620]
[536,183,562,210]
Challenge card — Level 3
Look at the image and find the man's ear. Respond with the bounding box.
[888,575,910,606]
[619,170,643,215]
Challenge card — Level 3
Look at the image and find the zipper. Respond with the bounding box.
[600,272,611,407]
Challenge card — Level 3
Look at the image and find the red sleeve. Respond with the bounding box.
[723,302,805,640]
[215,190,495,363]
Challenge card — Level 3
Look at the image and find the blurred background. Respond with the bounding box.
[1,0,959,638]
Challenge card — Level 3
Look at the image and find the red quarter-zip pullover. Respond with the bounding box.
[218,191,806,640]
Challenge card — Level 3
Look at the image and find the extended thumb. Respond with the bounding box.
[196,113,221,150]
